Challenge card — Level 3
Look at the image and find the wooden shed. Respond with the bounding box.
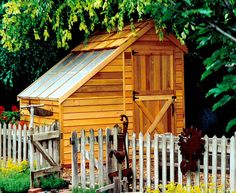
[18,20,187,165]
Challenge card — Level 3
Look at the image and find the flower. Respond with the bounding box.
[12,105,19,112]
[19,120,25,127]
[0,106,5,115]
[3,116,7,121]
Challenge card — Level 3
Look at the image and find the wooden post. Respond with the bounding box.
[114,177,121,193]
[72,131,78,188]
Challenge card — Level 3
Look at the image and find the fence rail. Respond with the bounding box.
[72,128,236,193]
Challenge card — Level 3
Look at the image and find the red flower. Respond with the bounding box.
[12,106,19,112]
[3,116,7,121]
[0,106,5,115]
[19,120,25,127]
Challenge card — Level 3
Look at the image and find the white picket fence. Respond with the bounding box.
[0,123,29,164]
[71,128,236,193]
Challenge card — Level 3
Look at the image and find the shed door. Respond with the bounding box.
[133,52,175,135]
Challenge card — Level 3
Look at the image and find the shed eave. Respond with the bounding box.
[17,96,59,101]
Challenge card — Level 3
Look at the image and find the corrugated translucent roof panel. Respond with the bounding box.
[18,49,116,100]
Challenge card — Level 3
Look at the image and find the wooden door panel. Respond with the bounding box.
[133,52,175,134]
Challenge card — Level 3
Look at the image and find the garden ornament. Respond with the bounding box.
[108,115,133,183]
[178,127,205,175]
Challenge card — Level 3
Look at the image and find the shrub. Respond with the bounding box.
[40,174,68,191]
[0,160,30,193]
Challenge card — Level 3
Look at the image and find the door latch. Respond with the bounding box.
[133,90,139,101]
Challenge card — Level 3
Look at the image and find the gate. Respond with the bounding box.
[29,121,60,187]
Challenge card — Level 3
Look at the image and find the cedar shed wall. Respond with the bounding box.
[61,54,133,164]
[20,99,59,125]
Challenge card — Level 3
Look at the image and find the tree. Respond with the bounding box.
[0,0,235,132]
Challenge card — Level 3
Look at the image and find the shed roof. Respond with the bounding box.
[18,20,187,104]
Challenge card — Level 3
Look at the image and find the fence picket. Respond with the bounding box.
[98,129,104,187]
[146,133,151,188]
[230,136,236,192]
[221,136,227,192]
[72,131,78,188]
[177,142,182,185]
[106,128,112,184]
[139,132,144,192]
[23,125,27,160]
[204,135,209,190]
[154,134,159,189]
[89,129,95,189]
[7,124,11,159]
[162,134,167,191]
[80,129,86,189]
[170,134,174,183]
[212,136,217,192]
[132,132,137,192]
[13,124,17,163]
[3,124,6,163]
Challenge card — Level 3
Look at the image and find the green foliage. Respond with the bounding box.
[39,174,68,191]
[72,187,96,193]
[0,160,30,193]
[0,170,30,193]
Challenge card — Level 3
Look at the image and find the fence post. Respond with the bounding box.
[72,131,78,189]
[114,177,121,193]
[29,127,34,188]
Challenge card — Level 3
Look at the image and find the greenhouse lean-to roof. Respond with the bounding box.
[18,49,115,101]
